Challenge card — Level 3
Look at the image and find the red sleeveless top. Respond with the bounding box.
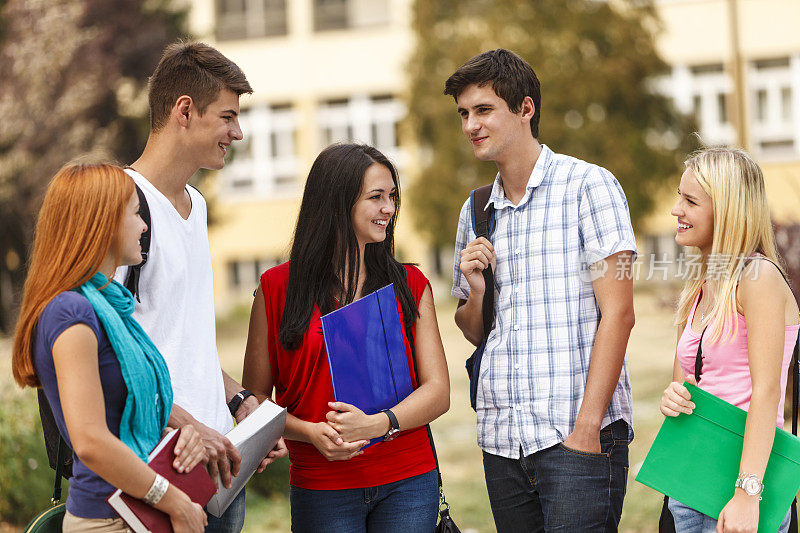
[261,262,436,489]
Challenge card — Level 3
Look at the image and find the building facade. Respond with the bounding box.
[188,0,800,308]
[642,0,800,280]
[188,0,421,310]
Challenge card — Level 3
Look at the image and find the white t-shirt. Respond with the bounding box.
[115,169,234,434]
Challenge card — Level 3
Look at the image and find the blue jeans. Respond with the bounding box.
[482,419,629,532]
[289,469,439,533]
[668,497,791,533]
[205,488,246,533]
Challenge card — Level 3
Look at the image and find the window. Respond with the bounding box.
[690,64,724,75]
[220,104,300,196]
[216,0,287,40]
[759,140,795,157]
[692,94,702,127]
[268,104,298,187]
[756,89,768,122]
[749,57,796,157]
[755,57,790,70]
[313,0,390,31]
[228,258,282,290]
[681,63,731,144]
[662,58,798,157]
[781,87,792,123]
[317,95,406,162]
[717,93,728,124]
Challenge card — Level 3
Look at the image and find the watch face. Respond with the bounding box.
[743,477,762,495]
[384,428,400,441]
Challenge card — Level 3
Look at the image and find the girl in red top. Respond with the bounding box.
[242,143,450,532]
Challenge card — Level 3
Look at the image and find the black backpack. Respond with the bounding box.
[123,183,152,302]
[38,183,152,479]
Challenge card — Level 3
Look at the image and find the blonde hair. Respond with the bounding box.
[675,147,782,343]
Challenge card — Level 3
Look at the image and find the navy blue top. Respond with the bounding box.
[33,291,127,519]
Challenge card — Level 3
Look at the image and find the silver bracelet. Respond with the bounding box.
[142,473,169,505]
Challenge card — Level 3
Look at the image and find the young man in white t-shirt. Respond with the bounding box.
[114,41,286,532]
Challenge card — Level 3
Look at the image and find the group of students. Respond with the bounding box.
[9,40,798,533]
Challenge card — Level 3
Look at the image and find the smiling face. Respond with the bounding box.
[350,162,397,250]
[456,83,534,164]
[671,168,714,255]
[187,88,243,170]
[115,191,148,267]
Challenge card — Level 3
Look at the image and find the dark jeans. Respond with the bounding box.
[482,419,630,532]
[289,469,439,533]
[205,487,246,533]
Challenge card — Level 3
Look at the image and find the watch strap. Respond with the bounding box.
[228,389,255,416]
[381,409,399,431]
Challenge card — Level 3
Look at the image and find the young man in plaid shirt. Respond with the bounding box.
[448,49,637,532]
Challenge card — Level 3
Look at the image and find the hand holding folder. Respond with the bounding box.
[636,383,800,532]
[320,284,412,446]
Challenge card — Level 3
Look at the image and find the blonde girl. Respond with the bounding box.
[660,148,798,533]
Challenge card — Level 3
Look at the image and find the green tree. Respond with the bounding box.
[405,0,697,268]
[0,0,187,332]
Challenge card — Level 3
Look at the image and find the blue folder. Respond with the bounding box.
[320,284,413,445]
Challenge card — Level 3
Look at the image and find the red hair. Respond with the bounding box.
[12,163,134,387]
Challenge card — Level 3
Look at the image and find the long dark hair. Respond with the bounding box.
[279,143,419,351]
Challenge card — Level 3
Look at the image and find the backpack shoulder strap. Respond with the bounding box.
[124,183,151,302]
[470,184,494,240]
[468,183,496,339]
[187,183,205,198]
[37,388,72,480]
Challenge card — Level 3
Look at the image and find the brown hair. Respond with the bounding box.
[444,49,542,139]
[148,40,253,131]
[12,164,133,387]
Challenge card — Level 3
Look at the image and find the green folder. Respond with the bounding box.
[636,383,800,532]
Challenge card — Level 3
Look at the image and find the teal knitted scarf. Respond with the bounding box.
[78,272,172,461]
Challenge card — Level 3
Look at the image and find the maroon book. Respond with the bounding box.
[107,428,217,533]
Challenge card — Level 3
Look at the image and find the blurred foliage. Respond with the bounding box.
[245,456,291,498]
[0,387,58,526]
[0,0,188,333]
[405,0,699,251]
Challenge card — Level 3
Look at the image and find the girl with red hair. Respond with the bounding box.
[12,163,207,532]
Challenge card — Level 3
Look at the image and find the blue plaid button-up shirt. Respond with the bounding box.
[452,145,637,459]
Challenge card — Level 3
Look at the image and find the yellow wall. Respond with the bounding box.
[655,0,800,66]
[186,0,430,311]
[642,161,800,239]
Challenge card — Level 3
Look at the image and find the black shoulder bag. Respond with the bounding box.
[464,184,495,411]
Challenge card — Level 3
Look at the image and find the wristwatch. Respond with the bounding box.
[735,473,764,499]
[381,409,400,441]
[228,390,255,416]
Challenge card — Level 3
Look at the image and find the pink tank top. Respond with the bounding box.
[676,278,799,428]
